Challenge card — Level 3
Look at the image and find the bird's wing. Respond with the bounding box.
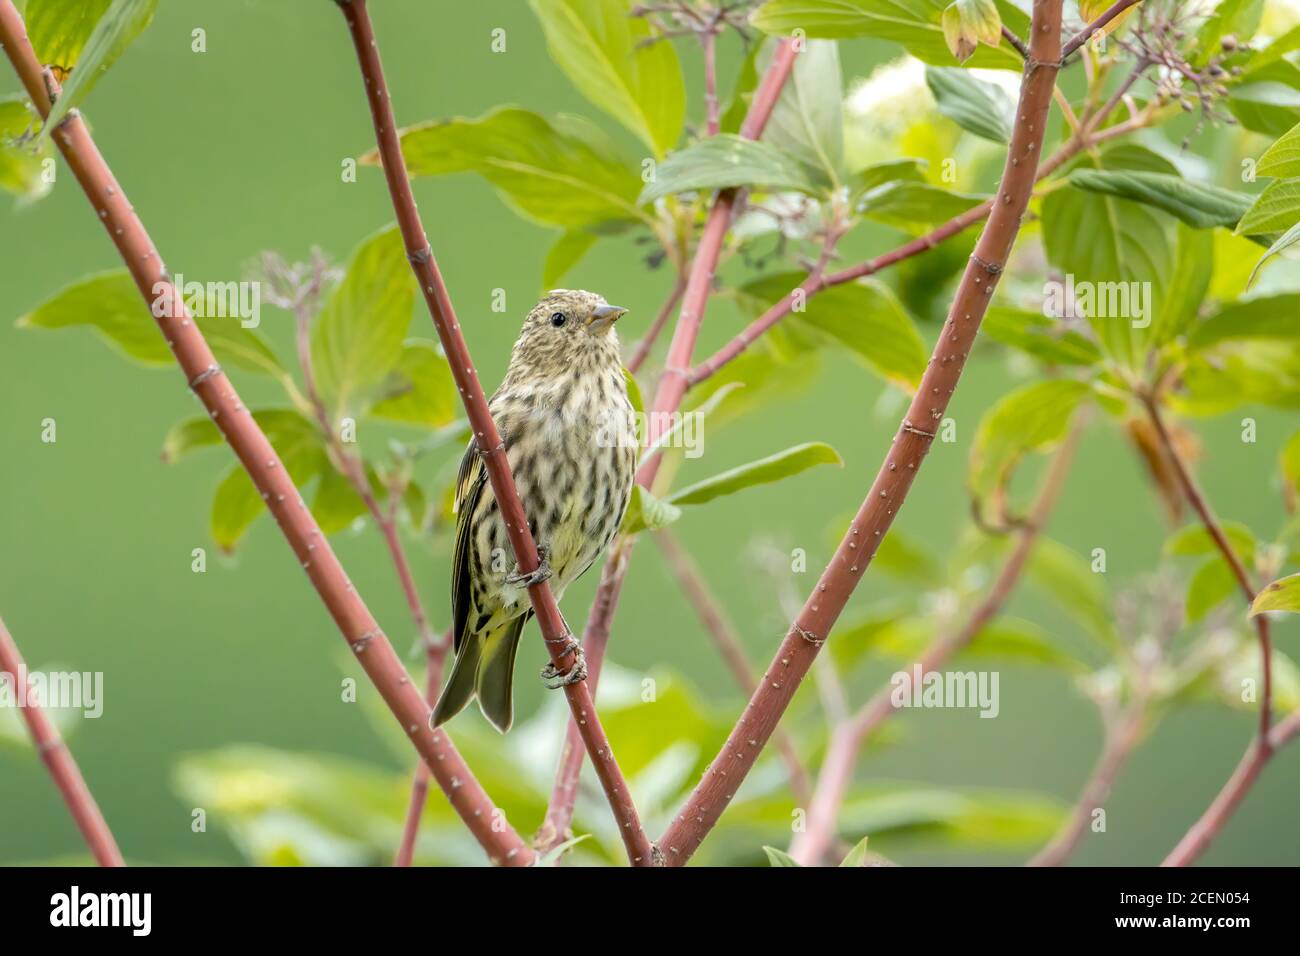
[451,438,489,654]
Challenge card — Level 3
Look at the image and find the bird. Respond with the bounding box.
[431,290,637,733]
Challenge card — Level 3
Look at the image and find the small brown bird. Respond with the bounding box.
[431,290,637,733]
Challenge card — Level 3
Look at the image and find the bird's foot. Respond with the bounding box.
[506,546,551,588]
[540,638,587,689]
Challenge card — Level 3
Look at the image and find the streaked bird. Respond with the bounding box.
[431,290,637,733]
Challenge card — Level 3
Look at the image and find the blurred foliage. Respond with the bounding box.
[4,0,1300,866]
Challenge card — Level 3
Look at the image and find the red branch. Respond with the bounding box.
[689,65,1153,386]
[656,0,1066,864]
[789,413,1085,865]
[626,274,687,375]
[0,0,533,867]
[0,616,124,867]
[336,0,654,864]
[1062,0,1145,60]
[1142,395,1279,867]
[536,40,799,848]
[394,636,451,867]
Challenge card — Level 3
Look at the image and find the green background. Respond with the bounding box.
[1,0,1296,865]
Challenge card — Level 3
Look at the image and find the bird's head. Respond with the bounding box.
[508,289,629,376]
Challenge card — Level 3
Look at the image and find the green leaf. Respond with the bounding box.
[542,230,596,290]
[966,617,1087,671]
[1164,522,1257,563]
[871,530,943,585]
[860,179,987,228]
[1042,146,1177,365]
[1243,26,1300,80]
[1251,573,1300,616]
[620,485,682,536]
[16,269,286,378]
[1186,556,1238,622]
[1257,120,1300,179]
[753,0,1023,69]
[162,409,309,465]
[849,158,928,198]
[925,66,1012,142]
[39,0,159,140]
[968,380,1091,500]
[312,465,368,536]
[1068,169,1254,231]
[668,442,843,507]
[762,846,802,867]
[1194,0,1264,65]
[1227,62,1300,138]
[310,226,414,416]
[838,836,870,867]
[1234,177,1300,235]
[639,134,821,204]
[0,95,53,201]
[370,340,458,428]
[741,273,928,390]
[1189,292,1300,349]
[758,38,844,186]
[26,0,112,73]
[527,0,685,157]
[982,306,1104,367]
[1026,538,1114,646]
[941,0,1001,64]
[1149,224,1213,347]
[1247,220,1300,287]
[370,108,645,229]
[624,366,644,418]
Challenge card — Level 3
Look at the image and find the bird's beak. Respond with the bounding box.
[587,303,628,333]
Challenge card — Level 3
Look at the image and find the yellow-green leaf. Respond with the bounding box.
[527,0,685,157]
[942,0,1001,64]
[1251,573,1300,616]
[669,441,843,507]
[310,226,414,417]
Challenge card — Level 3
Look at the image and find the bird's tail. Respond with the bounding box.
[430,616,526,734]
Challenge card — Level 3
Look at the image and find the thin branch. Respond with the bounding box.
[1141,395,1280,867]
[0,616,124,867]
[687,59,1154,386]
[285,263,452,866]
[335,0,654,865]
[534,540,628,852]
[394,635,450,867]
[1002,25,1030,60]
[789,410,1085,865]
[626,273,688,374]
[536,39,800,849]
[0,0,533,866]
[1062,0,1144,61]
[653,529,813,806]
[702,28,720,136]
[1163,719,1297,867]
[657,0,1066,864]
[1141,394,1271,740]
[1028,705,1144,866]
[638,38,799,485]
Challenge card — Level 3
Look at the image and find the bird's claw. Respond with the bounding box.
[540,639,587,689]
[506,546,551,588]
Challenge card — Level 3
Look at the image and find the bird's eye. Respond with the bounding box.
[550,312,567,327]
